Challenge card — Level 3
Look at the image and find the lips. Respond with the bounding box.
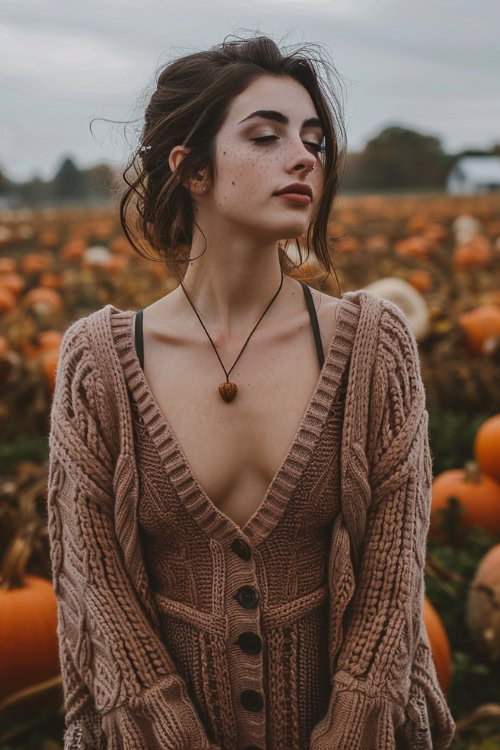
[274,183,313,199]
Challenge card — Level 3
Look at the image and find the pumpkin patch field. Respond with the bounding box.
[0,191,499,748]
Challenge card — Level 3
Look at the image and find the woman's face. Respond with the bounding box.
[203,74,325,241]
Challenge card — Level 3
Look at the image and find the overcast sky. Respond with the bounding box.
[2,0,499,182]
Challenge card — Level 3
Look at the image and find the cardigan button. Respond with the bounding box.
[231,538,251,560]
[240,689,263,712]
[236,631,262,654]
[234,586,259,609]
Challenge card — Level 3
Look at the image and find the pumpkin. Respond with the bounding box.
[423,597,453,695]
[0,272,26,296]
[0,257,17,274]
[453,236,492,269]
[60,238,86,261]
[0,535,60,702]
[407,270,432,293]
[337,235,360,254]
[475,415,500,484]
[0,286,16,314]
[394,235,432,259]
[22,288,63,315]
[38,230,59,249]
[21,253,51,274]
[365,233,390,253]
[41,348,60,394]
[39,271,64,290]
[457,305,500,356]
[82,245,112,268]
[430,460,500,542]
[465,543,500,662]
[363,277,430,341]
[110,236,134,255]
[422,223,447,243]
[103,254,130,273]
[21,330,63,361]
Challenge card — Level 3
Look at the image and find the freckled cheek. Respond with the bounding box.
[218,149,280,201]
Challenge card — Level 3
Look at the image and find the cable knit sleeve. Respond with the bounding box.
[47,317,220,750]
[309,300,456,750]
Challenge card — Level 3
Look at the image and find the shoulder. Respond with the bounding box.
[52,305,116,424]
[374,295,425,403]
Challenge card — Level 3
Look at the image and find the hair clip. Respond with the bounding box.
[139,145,152,152]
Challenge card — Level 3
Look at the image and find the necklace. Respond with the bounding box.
[179,270,285,403]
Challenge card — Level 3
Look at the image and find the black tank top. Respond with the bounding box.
[134,281,324,372]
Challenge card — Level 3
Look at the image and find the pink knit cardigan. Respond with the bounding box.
[47,288,456,749]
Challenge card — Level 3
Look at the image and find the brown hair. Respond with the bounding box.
[118,32,347,289]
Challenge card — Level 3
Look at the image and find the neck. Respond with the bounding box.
[176,241,298,342]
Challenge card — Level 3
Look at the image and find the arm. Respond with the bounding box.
[310,301,456,750]
[47,317,219,750]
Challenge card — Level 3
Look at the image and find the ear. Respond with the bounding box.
[169,145,208,194]
[168,144,190,175]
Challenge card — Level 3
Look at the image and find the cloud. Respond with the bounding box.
[1,0,498,181]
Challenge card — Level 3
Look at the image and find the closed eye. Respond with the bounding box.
[251,135,325,155]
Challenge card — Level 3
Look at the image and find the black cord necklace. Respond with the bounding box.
[179,270,285,403]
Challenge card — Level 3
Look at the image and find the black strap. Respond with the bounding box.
[300,281,324,370]
[135,309,144,371]
[134,284,323,373]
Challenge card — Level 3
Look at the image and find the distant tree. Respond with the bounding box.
[357,126,451,189]
[52,156,87,201]
[340,151,368,192]
[0,165,14,196]
[18,174,50,204]
[83,163,116,200]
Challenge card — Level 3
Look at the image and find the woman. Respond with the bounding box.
[47,34,456,749]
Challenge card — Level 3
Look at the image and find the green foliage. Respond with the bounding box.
[426,523,500,747]
[0,435,49,476]
[427,404,489,476]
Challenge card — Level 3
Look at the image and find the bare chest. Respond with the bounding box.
[139,294,339,530]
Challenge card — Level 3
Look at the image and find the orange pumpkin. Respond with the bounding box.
[474,414,500,484]
[60,238,86,261]
[430,461,500,542]
[453,235,492,269]
[365,233,389,252]
[39,271,64,290]
[0,257,16,274]
[21,331,63,361]
[465,543,500,661]
[336,235,361,254]
[0,286,16,313]
[407,270,432,293]
[0,272,26,296]
[41,347,60,394]
[394,235,432,259]
[457,305,500,356]
[423,597,453,695]
[21,253,51,274]
[0,536,60,702]
[22,288,63,315]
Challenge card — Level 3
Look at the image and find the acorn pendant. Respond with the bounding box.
[219,382,238,403]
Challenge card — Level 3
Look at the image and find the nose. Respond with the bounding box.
[288,137,317,174]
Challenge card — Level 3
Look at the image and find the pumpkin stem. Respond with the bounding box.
[0,534,31,591]
[463,460,481,483]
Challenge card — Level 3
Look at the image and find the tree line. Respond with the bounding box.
[1,125,499,206]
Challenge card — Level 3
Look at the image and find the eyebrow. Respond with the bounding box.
[237,109,324,132]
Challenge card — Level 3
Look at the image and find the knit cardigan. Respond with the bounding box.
[47,288,456,749]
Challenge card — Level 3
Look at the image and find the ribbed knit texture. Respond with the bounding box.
[47,289,456,749]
